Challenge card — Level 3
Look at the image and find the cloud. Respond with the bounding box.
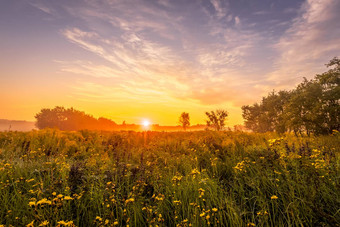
[209,0,228,19]
[29,2,53,15]
[55,0,340,109]
[56,0,265,107]
[267,0,340,87]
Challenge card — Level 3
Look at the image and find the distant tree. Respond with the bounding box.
[35,106,116,131]
[179,112,190,131]
[35,106,67,129]
[205,109,228,131]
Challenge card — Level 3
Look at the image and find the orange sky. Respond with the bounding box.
[1,0,339,126]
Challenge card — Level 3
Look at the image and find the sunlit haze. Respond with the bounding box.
[1,0,339,126]
[142,120,150,127]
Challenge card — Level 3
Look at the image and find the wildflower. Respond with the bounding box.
[198,188,205,197]
[105,219,109,225]
[190,168,200,178]
[36,198,52,205]
[233,160,248,172]
[27,221,34,227]
[96,216,102,222]
[39,221,49,226]
[212,208,218,212]
[125,198,135,204]
[155,194,165,201]
[247,223,256,227]
[57,194,63,198]
[173,200,181,205]
[172,175,183,185]
[64,196,73,200]
[57,220,73,226]
[28,201,36,207]
[271,195,278,200]
[200,212,205,217]
[113,220,118,225]
[52,192,57,196]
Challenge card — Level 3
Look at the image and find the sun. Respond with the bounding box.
[142,120,150,127]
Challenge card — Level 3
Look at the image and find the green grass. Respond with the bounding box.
[0,129,339,226]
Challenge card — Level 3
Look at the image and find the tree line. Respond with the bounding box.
[242,58,339,135]
[35,106,117,131]
[35,107,229,131]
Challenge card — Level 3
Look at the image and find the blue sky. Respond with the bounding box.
[0,0,339,125]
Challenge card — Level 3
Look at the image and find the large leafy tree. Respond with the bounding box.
[242,91,290,133]
[242,58,339,135]
[315,57,340,133]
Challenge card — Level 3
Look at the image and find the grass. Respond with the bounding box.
[0,129,339,226]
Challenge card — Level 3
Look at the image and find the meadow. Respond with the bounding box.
[0,129,339,226]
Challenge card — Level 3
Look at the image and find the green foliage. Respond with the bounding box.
[242,58,340,135]
[0,130,339,226]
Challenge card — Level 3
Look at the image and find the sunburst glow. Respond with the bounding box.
[142,120,150,127]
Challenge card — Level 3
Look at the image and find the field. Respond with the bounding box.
[0,129,339,227]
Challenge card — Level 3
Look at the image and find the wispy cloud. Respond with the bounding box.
[55,0,339,108]
[267,0,340,88]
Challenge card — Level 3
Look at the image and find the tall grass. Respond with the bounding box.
[0,129,339,226]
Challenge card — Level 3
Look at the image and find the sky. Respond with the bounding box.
[0,0,339,126]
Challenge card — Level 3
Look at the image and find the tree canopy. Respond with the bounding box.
[35,106,117,131]
[179,112,190,131]
[242,58,340,135]
[206,109,228,131]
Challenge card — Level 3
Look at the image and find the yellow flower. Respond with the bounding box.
[173,200,181,205]
[247,223,256,227]
[212,208,218,212]
[52,192,57,196]
[271,195,278,200]
[105,219,109,225]
[96,216,102,222]
[113,220,119,225]
[36,198,52,205]
[27,221,34,227]
[28,201,36,206]
[64,196,73,200]
[57,220,74,226]
[200,212,205,217]
[125,198,135,204]
[39,220,49,226]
